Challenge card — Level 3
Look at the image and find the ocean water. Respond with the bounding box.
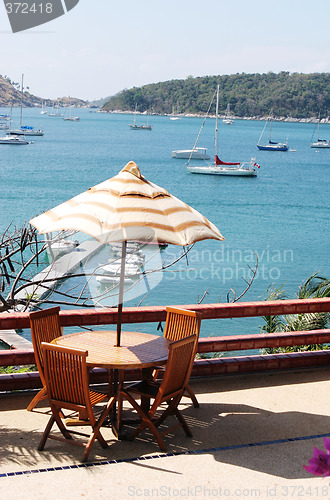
[0,108,329,340]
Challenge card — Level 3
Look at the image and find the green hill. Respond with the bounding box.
[102,72,330,119]
[0,74,86,108]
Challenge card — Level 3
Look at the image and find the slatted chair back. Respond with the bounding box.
[42,343,91,414]
[29,306,62,386]
[39,342,116,462]
[161,307,202,408]
[164,307,202,343]
[153,335,196,409]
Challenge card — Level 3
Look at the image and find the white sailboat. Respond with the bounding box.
[187,85,259,177]
[223,103,234,125]
[48,102,64,117]
[63,98,80,121]
[129,104,152,130]
[310,113,330,148]
[9,74,44,136]
[169,104,181,120]
[40,102,47,115]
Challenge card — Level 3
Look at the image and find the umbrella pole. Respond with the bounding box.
[116,240,127,347]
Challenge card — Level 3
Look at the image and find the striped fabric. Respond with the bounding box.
[30,161,224,246]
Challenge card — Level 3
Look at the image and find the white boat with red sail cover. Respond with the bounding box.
[187,85,259,177]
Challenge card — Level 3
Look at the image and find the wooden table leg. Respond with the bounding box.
[141,367,152,414]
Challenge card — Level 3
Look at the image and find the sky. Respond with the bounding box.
[1,0,330,102]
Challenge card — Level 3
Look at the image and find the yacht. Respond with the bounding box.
[0,135,29,145]
[172,147,210,160]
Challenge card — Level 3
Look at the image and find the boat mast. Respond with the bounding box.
[20,74,24,129]
[215,84,219,158]
[134,103,137,126]
[257,119,268,145]
[268,109,273,142]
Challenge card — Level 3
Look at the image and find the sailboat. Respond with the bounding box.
[40,102,47,115]
[63,99,80,121]
[310,113,330,148]
[9,74,44,136]
[187,85,259,177]
[48,102,64,117]
[169,104,181,121]
[257,111,288,151]
[129,104,152,130]
[0,112,10,131]
[223,103,234,125]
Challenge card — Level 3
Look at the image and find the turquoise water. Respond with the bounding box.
[0,108,329,339]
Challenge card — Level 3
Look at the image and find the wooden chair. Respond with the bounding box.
[38,342,116,462]
[27,306,63,411]
[120,335,197,451]
[154,307,202,408]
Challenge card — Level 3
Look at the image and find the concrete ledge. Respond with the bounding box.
[2,351,330,392]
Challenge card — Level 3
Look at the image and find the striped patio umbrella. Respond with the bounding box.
[30,161,224,345]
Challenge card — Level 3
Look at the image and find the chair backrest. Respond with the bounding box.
[41,342,91,411]
[156,335,197,404]
[163,307,202,342]
[29,307,62,385]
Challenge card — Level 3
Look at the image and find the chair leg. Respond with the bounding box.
[174,407,193,437]
[81,396,116,462]
[185,383,199,408]
[123,391,166,451]
[38,415,55,451]
[27,386,48,411]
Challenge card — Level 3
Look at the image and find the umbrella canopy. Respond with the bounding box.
[30,161,224,345]
[30,161,224,246]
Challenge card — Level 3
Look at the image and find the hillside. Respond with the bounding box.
[0,74,86,107]
[102,72,330,119]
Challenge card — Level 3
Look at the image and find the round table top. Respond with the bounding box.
[52,330,170,370]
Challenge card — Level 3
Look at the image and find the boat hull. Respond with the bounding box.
[257,144,288,151]
[0,136,29,144]
[187,165,257,176]
[310,141,330,148]
[129,125,152,130]
[9,130,44,136]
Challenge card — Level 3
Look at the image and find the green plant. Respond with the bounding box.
[0,364,37,374]
[260,273,329,354]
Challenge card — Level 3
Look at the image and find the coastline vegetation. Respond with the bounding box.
[102,72,330,119]
[260,273,330,353]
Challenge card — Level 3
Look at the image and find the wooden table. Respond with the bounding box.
[52,330,170,436]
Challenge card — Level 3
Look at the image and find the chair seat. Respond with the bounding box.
[125,379,160,399]
[89,390,108,406]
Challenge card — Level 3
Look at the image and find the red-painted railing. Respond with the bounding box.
[1,298,330,391]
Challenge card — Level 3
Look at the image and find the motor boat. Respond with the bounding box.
[172,147,210,160]
[45,239,79,260]
[0,135,29,145]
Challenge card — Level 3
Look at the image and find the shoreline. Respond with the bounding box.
[100,109,328,124]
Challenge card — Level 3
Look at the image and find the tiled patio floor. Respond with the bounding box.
[1,368,330,499]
